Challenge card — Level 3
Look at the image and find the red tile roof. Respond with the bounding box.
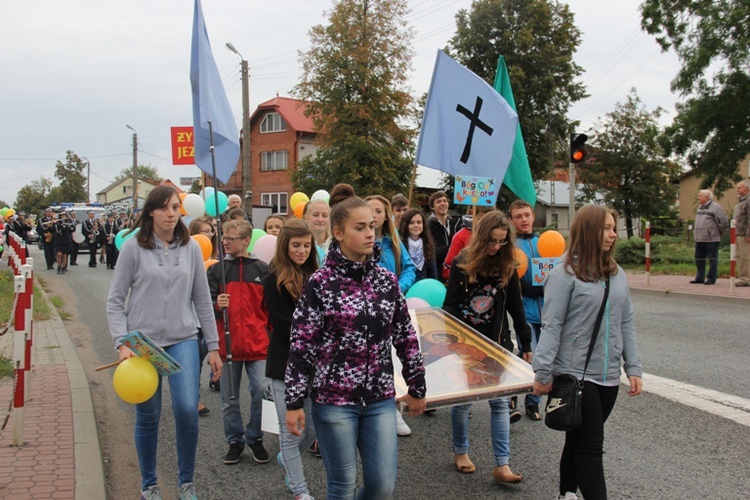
[250,96,315,134]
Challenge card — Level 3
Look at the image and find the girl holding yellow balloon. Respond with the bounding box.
[106,185,223,500]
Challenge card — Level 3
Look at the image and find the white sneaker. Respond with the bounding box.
[557,492,577,500]
[396,411,411,436]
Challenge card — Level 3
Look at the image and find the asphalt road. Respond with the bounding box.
[33,245,750,499]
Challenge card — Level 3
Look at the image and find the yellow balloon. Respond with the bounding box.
[113,357,159,404]
[289,192,309,210]
[5,209,15,218]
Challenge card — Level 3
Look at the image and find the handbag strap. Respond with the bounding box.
[582,276,610,380]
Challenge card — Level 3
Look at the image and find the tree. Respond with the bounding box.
[113,165,163,183]
[292,0,415,197]
[576,90,680,238]
[53,150,87,203]
[15,177,54,216]
[448,0,586,183]
[641,0,750,193]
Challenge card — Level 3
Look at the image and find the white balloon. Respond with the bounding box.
[251,235,277,264]
[183,193,206,218]
[311,189,330,203]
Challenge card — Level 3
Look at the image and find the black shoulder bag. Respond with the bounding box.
[544,276,610,432]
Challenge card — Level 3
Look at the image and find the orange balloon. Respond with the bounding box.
[192,234,212,261]
[179,192,188,216]
[514,247,528,278]
[538,230,566,258]
[204,258,218,271]
[293,201,306,219]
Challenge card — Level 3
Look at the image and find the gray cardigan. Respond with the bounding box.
[107,235,219,351]
[532,260,642,385]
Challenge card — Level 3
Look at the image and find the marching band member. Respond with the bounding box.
[82,210,100,268]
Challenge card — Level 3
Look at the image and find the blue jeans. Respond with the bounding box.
[135,339,200,490]
[271,379,315,496]
[220,359,269,444]
[694,241,720,282]
[312,398,398,500]
[524,323,542,407]
[451,397,511,467]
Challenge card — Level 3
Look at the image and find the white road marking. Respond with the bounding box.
[622,372,750,427]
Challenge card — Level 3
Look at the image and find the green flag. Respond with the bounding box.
[493,56,536,206]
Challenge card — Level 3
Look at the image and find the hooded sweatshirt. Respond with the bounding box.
[285,242,426,410]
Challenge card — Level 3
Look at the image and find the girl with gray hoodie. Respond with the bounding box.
[532,204,642,500]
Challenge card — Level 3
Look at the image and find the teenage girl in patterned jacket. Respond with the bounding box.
[285,194,426,500]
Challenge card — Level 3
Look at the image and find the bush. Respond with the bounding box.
[615,237,645,264]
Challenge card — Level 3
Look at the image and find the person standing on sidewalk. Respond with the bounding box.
[690,189,728,285]
[107,185,223,500]
[734,180,750,287]
[207,219,271,467]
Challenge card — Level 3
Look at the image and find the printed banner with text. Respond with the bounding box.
[171,126,195,165]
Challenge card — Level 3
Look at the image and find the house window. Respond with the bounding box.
[260,112,286,133]
[260,150,289,171]
[261,192,288,215]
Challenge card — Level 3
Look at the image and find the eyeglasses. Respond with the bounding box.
[200,229,215,236]
[221,235,248,243]
[488,238,508,247]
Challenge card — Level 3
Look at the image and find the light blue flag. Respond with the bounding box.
[416,50,518,181]
[190,0,240,185]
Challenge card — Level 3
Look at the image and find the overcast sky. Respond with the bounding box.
[0,0,680,206]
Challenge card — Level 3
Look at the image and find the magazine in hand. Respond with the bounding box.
[120,331,183,376]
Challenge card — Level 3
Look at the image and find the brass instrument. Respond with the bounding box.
[39,214,72,227]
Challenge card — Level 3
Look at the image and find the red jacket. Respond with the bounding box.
[207,256,269,361]
[442,227,472,281]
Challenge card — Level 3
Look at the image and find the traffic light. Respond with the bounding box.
[570,133,588,164]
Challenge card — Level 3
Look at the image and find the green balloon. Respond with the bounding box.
[0,245,3,252]
[247,228,267,253]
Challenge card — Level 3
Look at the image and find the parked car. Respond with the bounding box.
[27,226,40,244]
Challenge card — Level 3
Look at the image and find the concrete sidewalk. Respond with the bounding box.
[0,296,105,499]
[0,270,747,499]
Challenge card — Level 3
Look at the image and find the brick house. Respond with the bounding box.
[207,96,317,215]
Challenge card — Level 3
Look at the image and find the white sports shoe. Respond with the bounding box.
[396,411,411,436]
[557,492,578,500]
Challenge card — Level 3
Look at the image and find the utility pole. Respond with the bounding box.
[83,156,90,202]
[227,42,252,220]
[126,125,138,211]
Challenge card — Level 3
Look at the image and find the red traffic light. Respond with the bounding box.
[570,133,588,164]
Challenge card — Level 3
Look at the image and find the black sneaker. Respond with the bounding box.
[509,408,522,424]
[223,442,244,465]
[247,439,269,463]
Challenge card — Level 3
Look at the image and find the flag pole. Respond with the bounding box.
[408,162,418,207]
[208,120,234,401]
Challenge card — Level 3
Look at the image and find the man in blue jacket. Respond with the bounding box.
[509,200,543,421]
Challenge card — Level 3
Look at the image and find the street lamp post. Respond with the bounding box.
[82,156,91,202]
[226,42,252,221]
[126,124,138,211]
